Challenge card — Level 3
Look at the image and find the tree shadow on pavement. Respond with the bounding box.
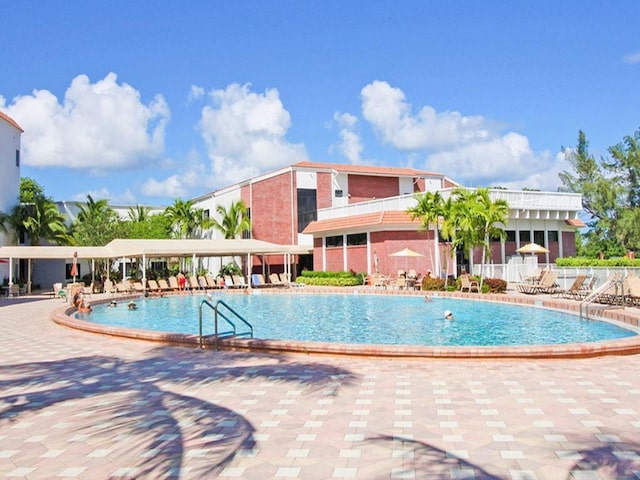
[0,347,357,478]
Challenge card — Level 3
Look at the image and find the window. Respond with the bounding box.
[534,230,545,246]
[203,209,210,218]
[347,233,367,246]
[506,230,516,242]
[548,231,559,242]
[15,150,20,167]
[297,189,317,233]
[326,235,344,248]
[334,189,343,198]
[519,230,530,243]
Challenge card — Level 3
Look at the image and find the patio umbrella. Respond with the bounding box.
[389,247,423,257]
[389,247,423,274]
[516,243,549,255]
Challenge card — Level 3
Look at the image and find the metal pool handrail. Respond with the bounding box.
[199,299,254,350]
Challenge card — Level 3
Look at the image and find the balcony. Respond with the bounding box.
[317,188,583,221]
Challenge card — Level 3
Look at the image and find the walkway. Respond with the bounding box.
[1,294,639,479]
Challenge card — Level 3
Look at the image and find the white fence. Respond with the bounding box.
[471,263,640,290]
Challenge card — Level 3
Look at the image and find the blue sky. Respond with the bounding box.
[1,1,638,206]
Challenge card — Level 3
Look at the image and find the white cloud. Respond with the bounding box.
[624,51,640,64]
[188,84,205,102]
[197,83,307,185]
[2,72,169,170]
[141,152,210,198]
[359,80,558,188]
[72,187,136,205]
[330,112,364,164]
[361,80,491,150]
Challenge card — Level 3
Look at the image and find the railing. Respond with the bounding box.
[317,188,582,221]
[199,299,253,350]
[579,275,625,320]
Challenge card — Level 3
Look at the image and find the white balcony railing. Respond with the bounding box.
[317,188,582,221]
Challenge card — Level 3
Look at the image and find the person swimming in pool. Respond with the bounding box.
[444,310,454,321]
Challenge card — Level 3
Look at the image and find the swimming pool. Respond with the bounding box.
[82,292,636,347]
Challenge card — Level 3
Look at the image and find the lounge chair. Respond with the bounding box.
[625,275,640,307]
[552,274,587,300]
[168,276,180,291]
[519,270,559,295]
[83,282,94,298]
[233,275,248,288]
[224,275,239,288]
[189,276,202,291]
[251,274,268,287]
[131,281,145,294]
[147,279,161,295]
[206,276,219,289]
[157,279,171,292]
[459,274,479,293]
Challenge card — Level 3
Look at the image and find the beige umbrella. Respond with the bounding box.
[389,247,424,275]
[389,247,424,257]
[516,243,549,255]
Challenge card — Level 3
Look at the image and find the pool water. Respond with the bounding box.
[83,292,636,347]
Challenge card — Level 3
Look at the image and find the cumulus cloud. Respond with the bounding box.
[361,80,491,150]
[624,50,640,64]
[359,80,554,188]
[1,73,169,170]
[330,112,364,164]
[141,150,209,198]
[197,83,307,185]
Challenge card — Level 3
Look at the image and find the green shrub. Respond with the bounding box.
[296,270,362,287]
[219,262,241,276]
[555,256,640,267]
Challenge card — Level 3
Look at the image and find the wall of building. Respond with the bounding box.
[348,175,399,203]
[0,115,22,282]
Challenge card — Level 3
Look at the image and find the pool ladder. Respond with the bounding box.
[199,299,253,350]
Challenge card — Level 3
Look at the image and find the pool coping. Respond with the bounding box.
[50,288,640,359]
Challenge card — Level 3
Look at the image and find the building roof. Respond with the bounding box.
[565,218,586,227]
[303,211,420,235]
[0,238,313,260]
[0,111,24,133]
[292,161,441,178]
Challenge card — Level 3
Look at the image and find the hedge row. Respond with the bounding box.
[555,257,640,267]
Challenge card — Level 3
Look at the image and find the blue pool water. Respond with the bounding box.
[82,292,637,347]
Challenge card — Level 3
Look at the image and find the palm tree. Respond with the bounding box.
[473,188,509,287]
[72,195,120,246]
[407,191,445,277]
[211,200,251,239]
[22,198,73,246]
[211,200,252,274]
[127,205,151,223]
[164,199,196,239]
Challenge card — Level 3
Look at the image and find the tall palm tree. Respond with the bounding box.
[164,199,197,239]
[407,191,445,277]
[211,200,251,239]
[211,200,252,274]
[474,188,509,286]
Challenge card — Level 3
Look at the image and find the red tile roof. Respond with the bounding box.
[303,211,420,234]
[293,160,441,177]
[0,111,24,132]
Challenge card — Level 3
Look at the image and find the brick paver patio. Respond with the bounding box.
[1,294,640,479]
